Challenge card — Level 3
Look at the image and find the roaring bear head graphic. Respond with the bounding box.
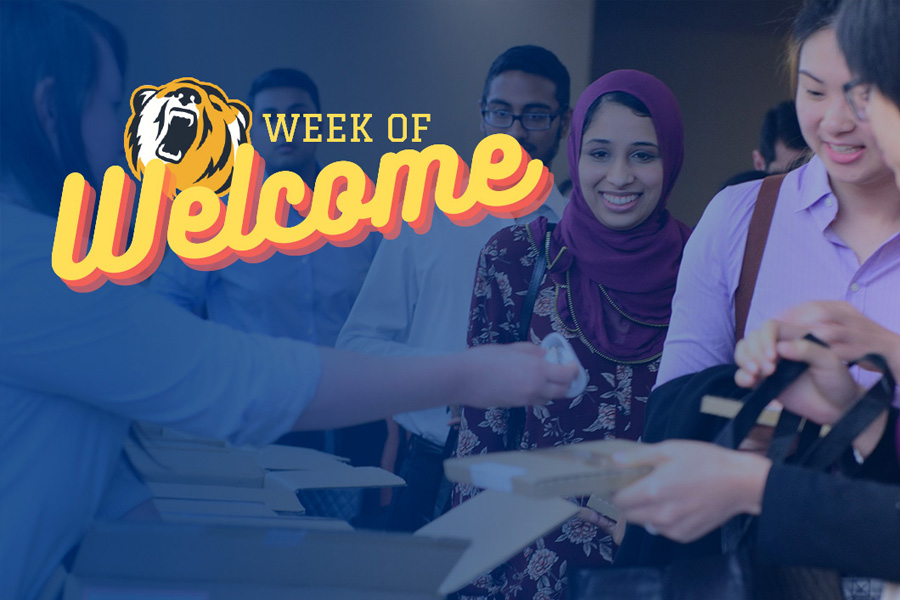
[124,77,251,196]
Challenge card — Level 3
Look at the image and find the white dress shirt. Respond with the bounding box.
[336,185,566,445]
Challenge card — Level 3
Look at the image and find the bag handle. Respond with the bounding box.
[715,335,896,461]
[720,343,896,552]
[797,353,896,469]
[712,334,823,451]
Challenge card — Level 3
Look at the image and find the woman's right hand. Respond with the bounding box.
[780,301,900,373]
[734,320,862,425]
[611,441,771,543]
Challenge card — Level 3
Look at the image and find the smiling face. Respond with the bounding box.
[578,101,663,231]
[795,27,893,192]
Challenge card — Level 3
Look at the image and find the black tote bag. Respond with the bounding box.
[569,345,896,600]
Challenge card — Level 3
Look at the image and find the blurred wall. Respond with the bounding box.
[591,1,804,225]
[78,0,804,227]
[76,0,595,197]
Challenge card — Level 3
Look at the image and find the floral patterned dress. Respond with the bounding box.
[452,224,661,600]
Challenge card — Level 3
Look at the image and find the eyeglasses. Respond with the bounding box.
[481,108,563,131]
[843,79,871,121]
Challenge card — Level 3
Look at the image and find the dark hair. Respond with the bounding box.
[248,68,320,112]
[719,169,768,192]
[758,100,807,167]
[482,45,570,112]
[582,91,651,136]
[0,1,127,216]
[788,0,843,87]
[838,0,900,109]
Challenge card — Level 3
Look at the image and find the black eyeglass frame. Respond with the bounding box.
[480,107,565,131]
[842,78,871,122]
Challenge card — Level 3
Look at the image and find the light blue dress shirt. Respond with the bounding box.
[337,186,567,445]
[149,211,380,347]
[0,201,321,600]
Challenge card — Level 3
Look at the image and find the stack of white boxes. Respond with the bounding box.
[62,436,646,599]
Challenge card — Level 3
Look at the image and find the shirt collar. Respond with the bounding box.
[790,154,840,233]
[793,154,834,212]
[543,183,569,221]
[514,183,568,225]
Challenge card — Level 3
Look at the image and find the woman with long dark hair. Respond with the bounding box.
[610,0,900,581]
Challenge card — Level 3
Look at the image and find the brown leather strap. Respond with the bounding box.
[734,173,786,341]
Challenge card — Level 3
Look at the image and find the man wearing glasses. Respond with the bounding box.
[481,45,572,218]
[337,45,572,532]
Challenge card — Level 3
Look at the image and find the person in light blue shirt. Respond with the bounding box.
[149,69,381,519]
[0,6,580,599]
[337,45,571,531]
[150,68,379,349]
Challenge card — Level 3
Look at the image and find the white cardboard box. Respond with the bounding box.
[63,490,579,599]
[444,439,649,498]
[125,433,403,491]
[64,521,466,600]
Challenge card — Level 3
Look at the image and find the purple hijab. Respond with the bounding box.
[529,69,691,361]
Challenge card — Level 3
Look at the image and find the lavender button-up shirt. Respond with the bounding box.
[658,155,900,459]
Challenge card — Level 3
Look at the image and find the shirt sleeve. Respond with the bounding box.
[757,463,900,579]
[147,249,212,318]
[0,206,320,447]
[656,181,762,387]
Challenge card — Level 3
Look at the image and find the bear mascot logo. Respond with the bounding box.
[125,77,251,196]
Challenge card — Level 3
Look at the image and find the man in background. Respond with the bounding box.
[337,45,572,531]
[150,68,382,520]
[751,100,809,173]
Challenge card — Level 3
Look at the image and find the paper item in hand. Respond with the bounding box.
[542,332,588,397]
[445,439,650,498]
[700,395,782,426]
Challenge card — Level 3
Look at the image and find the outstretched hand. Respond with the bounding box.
[459,342,579,409]
[611,441,770,543]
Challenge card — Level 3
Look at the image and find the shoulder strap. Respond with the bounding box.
[507,223,555,451]
[518,223,556,342]
[734,174,786,341]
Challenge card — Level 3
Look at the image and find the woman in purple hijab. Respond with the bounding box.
[451,70,691,600]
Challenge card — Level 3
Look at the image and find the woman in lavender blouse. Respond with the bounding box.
[451,70,691,600]
[609,0,900,580]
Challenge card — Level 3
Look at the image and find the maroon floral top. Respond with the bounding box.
[452,224,661,600]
